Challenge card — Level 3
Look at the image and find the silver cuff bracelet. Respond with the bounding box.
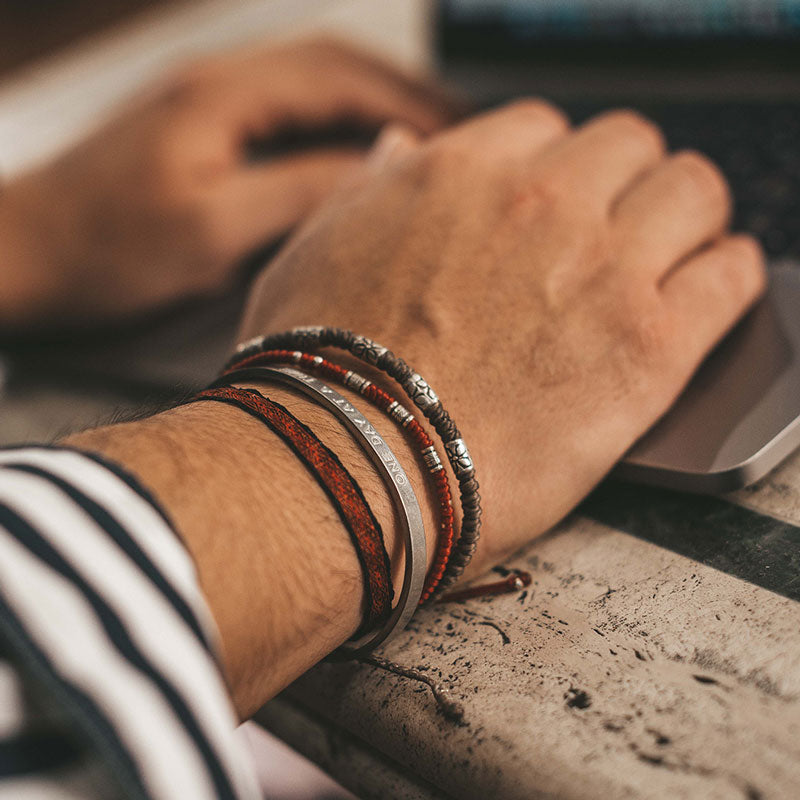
[211,365,426,658]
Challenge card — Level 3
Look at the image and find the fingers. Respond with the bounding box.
[308,37,470,125]
[527,109,665,212]
[661,234,766,373]
[614,150,733,282]
[197,37,457,139]
[449,98,570,165]
[210,148,363,260]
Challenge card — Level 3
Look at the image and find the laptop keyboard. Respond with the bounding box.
[567,101,800,263]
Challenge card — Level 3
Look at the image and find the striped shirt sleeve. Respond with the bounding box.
[0,446,260,800]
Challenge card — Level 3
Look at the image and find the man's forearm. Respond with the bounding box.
[65,382,438,717]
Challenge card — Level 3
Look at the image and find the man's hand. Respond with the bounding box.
[241,101,767,579]
[67,100,766,716]
[0,37,455,327]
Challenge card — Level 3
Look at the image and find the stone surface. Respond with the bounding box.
[259,453,800,799]
[256,700,448,800]
[3,1,800,797]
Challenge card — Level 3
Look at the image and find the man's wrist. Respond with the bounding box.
[64,378,439,716]
[243,380,440,586]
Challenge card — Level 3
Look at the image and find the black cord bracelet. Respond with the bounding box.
[228,327,481,595]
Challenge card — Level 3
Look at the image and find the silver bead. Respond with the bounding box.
[291,326,324,346]
[406,373,439,411]
[422,445,443,473]
[312,355,324,367]
[292,351,303,363]
[351,335,388,366]
[445,438,474,480]
[235,336,264,354]
[291,326,324,338]
[343,371,370,393]
[388,401,413,427]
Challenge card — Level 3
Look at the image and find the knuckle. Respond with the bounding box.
[518,173,567,217]
[502,98,570,134]
[424,135,480,175]
[724,234,768,296]
[597,109,666,154]
[672,149,731,208]
[528,167,583,209]
[728,233,765,266]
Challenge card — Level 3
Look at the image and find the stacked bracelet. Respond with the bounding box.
[224,348,455,603]
[192,386,393,634]
[229,327,481,597]
[210,366,426,658]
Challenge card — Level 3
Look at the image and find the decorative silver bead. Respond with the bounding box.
[421,445,444,473]
[406,373,439,411]
[387,401,413,427]
[291,326,324,345]
[343,371,370,393]
[292,351,303,363]
[445,438,474,480]
[312,355,324,367]
[235,336,264,354]
[351,336,389,366]
[292,326,324,337]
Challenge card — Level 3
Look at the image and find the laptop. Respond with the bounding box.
[437,0,800,493]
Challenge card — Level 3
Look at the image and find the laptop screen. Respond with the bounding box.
[443,1,800,41]
[439,1,800,65]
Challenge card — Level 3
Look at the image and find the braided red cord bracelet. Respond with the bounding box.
[231,328,481,599]
[224,350,455,603]
[192,386,392,633]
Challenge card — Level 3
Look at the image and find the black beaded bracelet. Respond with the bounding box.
[229,327,481,595]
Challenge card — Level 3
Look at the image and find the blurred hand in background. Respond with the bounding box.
[0,37,456,328]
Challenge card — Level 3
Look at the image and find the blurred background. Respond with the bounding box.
[1,0,168,73]
[0,0,430,449]
[1,2,797,798]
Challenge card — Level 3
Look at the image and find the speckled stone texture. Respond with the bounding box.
[258,449,800,800]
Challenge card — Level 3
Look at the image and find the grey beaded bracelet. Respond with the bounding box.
[210,364,427,658]
[229,328,481,595]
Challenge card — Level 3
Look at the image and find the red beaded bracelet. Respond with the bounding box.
[224,350,455,604]
[192,385,392,633]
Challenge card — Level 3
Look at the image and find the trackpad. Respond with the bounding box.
[616,264,800,493]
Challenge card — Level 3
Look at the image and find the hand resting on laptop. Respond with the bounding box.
[68,97,765,714]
